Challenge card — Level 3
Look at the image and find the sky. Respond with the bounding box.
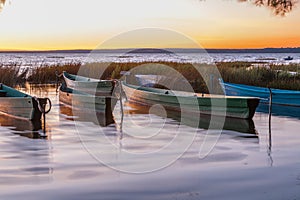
[0,0,300,50]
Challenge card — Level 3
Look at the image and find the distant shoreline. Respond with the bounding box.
[1,47,300,54]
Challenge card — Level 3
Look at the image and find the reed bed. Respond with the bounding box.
[0,63,28,87]
[1,61,300,91]
[27,62,81,84]
[216,62,300,90]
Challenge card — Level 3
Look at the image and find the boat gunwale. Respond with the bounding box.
[0,83,42,121]
[224,82,300,95]
[63,71,114,84]
[122,82,260,101]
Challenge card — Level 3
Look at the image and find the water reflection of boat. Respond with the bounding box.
[122,82,260,119]
[59,104,115,126]
[0,114,43,139]
[126,102,258,136]
[59,85,116,126]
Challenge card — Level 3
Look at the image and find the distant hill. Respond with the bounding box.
[127,48,174,54]
[1,47,300,54]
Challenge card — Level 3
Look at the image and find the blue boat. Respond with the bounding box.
[222,82,300,107]
[257,103,300,119]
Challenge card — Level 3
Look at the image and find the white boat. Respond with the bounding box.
[63,71,115,95]
[0,83,46,121]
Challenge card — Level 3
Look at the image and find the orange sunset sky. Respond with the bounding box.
[0,0,300,50]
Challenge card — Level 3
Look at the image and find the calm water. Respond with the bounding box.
[0,86,300,200]
[1,52,300,66]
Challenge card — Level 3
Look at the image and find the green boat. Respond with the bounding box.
[59,84,117,125]
[0,83,44,121]
[63,71,115,95]
[122,82,260,119]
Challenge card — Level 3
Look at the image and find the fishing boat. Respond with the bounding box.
[0,83,48,121]
[284,56,293,61]
[222,82,300,107]
[62,71,115,95]
[122,82,260,119]
[59,84,117,125]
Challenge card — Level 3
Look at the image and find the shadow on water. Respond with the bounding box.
[126,102,258,137]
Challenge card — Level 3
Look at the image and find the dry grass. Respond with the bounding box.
[1,61,300,91]
[0,63,28,87]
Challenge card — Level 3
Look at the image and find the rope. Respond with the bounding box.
[55,70,63,78]
[34,97,52,114]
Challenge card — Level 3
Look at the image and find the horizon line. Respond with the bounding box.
[1,47,300,52]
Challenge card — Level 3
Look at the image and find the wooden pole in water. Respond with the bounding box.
[55,70,59,94]
[36,98,52,137]
[209,74,214,93]
[268,87,272,151]
[119,81,124,140]
[267,87,273,166]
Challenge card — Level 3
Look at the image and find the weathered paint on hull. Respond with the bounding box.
[0,84,42,121]
[63,72,114,95]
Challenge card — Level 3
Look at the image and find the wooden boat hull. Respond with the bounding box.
[63,71,115,95]
[59,86,117,126]
[122,82,259,119]
[0,84,42,121]
[223,82,300,107]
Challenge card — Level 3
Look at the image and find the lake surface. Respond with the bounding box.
[0,86,300,200]
[1,52,300,67]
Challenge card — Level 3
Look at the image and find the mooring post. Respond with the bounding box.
[268,87,272,151]
[268,88,273,121]
[210,74,214,93]
[36,98,52,136]
[55,70,59,93]
[119,80,124,139]
[43,110,46,134]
